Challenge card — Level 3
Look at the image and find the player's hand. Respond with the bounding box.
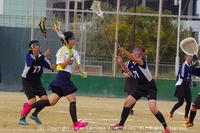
[68,49,74,58]
[44,49,51,57]
[192,54,199,66]
[81,72,87,79]
[116,56,123,63]
[50,64,55,70]
[190,80,196,87]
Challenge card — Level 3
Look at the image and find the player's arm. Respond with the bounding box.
[118,47,143,66]
[116,56,129,73]
[32,49,50,65]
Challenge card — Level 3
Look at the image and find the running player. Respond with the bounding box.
[110,46,170,133]
[19,40,54,125]
[21,31,88,130]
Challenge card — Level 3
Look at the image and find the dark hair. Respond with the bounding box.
[134,45,145,53]
[61,31,74,44]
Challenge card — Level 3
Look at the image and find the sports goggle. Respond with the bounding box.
[30,43,41,49]
[69,35,75,40]
[132,48,143,54]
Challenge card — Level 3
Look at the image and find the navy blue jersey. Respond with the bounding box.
[124,61,134,78]
[191,66,200,77]
[21,52,51,81]
[127,58,152,84]
[176,61,191,86]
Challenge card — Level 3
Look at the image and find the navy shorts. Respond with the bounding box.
[130,80,157,100]
[22,78,47,100]
[174,85,192,98]
[192,93,200,109]
[49,71,77,97]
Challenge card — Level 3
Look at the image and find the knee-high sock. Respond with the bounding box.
[70,102,77,123]
[185,97,191,117]
[155,111,167,128]
[170,97,184,114]
[119,107,130,126]
[31,100,50,116]
[189,110,196,123]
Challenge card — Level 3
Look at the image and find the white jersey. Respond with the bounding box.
[56,45,80,73]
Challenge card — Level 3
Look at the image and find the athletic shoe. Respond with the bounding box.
[30,114,42,124]
[168,112,173,120]
[73,120,88,131]
[110,124,124,130]
[19,119,28,125]
[183,117,189,121]
[21,102,31,118]
[182,122,194,128]
[164,127,170,133]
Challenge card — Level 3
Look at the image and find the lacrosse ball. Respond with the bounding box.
[55,27,59,31]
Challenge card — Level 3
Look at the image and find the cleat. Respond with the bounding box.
[21,102,31,118]
[30,114,42,124]
[110,124,124,130]
[19,119,28,125]
[164,127,170,133]
[183,117,189,121]
[73,120,88,131]
[182,122,194,128]
[168,112,173,120]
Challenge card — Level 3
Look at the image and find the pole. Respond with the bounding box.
[113,0,120,77]
[65,0,70,31]
[31,0,35,40]
[175,0,181,76]
[155,0,163,79]
[73,0,78,34]
[132,0,136,49]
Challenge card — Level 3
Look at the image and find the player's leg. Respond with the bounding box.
[127,91,135,115]
[168,97,184,120]
[148,100,170,133]
[110,94,139,130]
[65,93,88,130]
[184,97,191,121]
[183,94,200,127]
[19,97,36,125]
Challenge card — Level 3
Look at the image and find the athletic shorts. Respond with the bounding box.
[174,85,192,98]
[192,93,200,109]
[49,71,77,97]
[130,80,157,100]
[22,78,47,100]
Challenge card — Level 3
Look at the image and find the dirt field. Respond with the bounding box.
[0,92,199,133]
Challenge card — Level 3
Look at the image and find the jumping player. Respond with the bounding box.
[110,46,170,133]
[19,40,54,125]
[21,31,88,130]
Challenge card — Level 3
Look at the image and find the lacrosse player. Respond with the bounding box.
[110,45,170,133]
[22,31,88,131]
[168,54,193,121]
[183,54,200,128]
[19,40,54,125]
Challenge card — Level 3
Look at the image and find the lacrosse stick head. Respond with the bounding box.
[180,37,199,56]
[90,1,104,21]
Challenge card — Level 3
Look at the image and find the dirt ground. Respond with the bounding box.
[0,92,199,133]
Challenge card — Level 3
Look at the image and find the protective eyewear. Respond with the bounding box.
[132,48,143,54]
[69,35,75,40]
[30,43,41,49]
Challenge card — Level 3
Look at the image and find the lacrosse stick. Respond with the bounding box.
[180,37,199,56]
[39,17,54,71]
[90,1,121,48]
[180,37,200,65]
[54,21,84,74]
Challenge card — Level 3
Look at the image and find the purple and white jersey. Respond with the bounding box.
[127,58,152,84]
